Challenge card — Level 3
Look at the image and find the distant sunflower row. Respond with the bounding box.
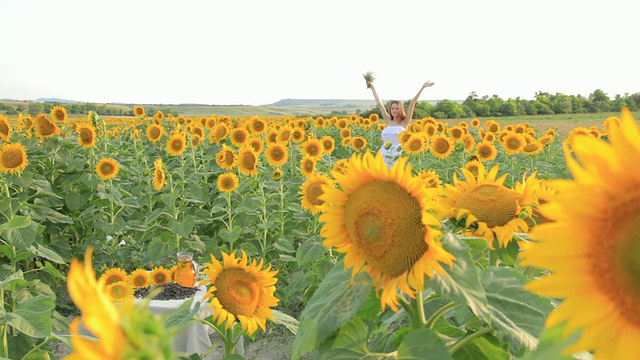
[98,266,175,302]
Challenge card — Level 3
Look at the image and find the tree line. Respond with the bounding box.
[0,101,178,117]
[360,89,640,119]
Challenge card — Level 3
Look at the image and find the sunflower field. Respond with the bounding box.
[0,106,639,360]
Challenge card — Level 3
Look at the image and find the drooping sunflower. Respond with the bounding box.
[502,132,525,155]
[522,140,544,155]
[441,165,531,248]
[299,172,335,214]
[128,269,151,288]
[199,251,279,335]
[51,105,68,122]
[217,172,240,193]
[520,108,640,359]
[150,266,171,285]
[166,132,187,156]
[106,281,135,303]
[430,134,454,159]
[75,123,96,148]
[152,158,167,190]
[299,155,316,178]
[0,142,28,175]
[34,114,60,139]
[265,143,289,167]
[319,151,455,311]
[229,128,250,147]
[146,123,165,143]
[100,267,128,285]
[301,137,324,159]
[475,140,498,162]
[237,145,259,176]
[133,106,146,117]
[95,158,120,181]
[215,144,237,170]
[0,115,12,141]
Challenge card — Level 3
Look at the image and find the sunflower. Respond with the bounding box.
[106,282,135,303]
[265,143,289,167]
[215,144,237,170]
[34,114,60,139]
[266,128,279,144]
[461,133,476,153]
[230,128,250,147]
[332,158,348,175]
[301,137,323,159]
[441,165,531,248]
[339,128,351,139]
[603,115,621,134]
[50,105,67,122]
[463,159,486,179]
[0,142,28,175]
[95,158,120,180]
[475,140,498,161]
[402,133,426,154]
[210,123,229,144]
[272,168,283,180]
[217,172,239,193]
[133,106,146,117]
[238,145,259,176]
[565,126,592,149]
[447,125,465,142]
[152,158,167,190]
[290,127,305,143]
[320,135,335,154]
[199,251,279,335]
[75,123,96,148]
[520,108,640,359]
[336,118,349,129]
[319,151,455,311]
[0,115,12,140]
[299,172,335,214]
[470,118,480,127]
[153,110,164,121]
[128,269,151,288]
[100,267,128,285]
[299,155,316,178]
[166,132,187,156]
[146,124,165,143]
[423,123,437,137]
[248,116,267,135]
[502,132,525,155]
[417,170,442,188]
[485,119,500,133]
[430,134,454,159]
[276,127,292,143]
[522,140,544,155]
[351,136,367,151]
[150,266,171,285]
[539,134,554,146]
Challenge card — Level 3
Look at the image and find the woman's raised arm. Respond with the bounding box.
[368,83,391,121]
[406,81,435,124]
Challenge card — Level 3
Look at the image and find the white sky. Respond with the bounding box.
[1,0,638,106]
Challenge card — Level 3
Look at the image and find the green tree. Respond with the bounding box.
[27,102,44,115]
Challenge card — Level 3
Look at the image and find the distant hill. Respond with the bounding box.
[36,98,79,103]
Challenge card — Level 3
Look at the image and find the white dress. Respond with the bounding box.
[379,125,405,168]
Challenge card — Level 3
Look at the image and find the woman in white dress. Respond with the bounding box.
[367,78,435,167]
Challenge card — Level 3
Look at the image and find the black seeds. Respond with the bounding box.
[134,282,200,301]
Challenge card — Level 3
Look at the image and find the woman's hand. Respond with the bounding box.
[422,81,435,89]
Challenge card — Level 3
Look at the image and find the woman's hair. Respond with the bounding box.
[388,100,406,122]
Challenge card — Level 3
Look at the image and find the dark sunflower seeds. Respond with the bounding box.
[134,282,200,301]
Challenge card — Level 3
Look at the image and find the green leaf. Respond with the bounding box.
[397,327,453,360]
[32,243,65,264]
[39,261,66,280]
[0,215,31,233]
[143,239,174,264]
[65,192,89,211]
[291,260,372,360]
[452,333,510,360]
[316,317,369,360]
[0,295,54,337]
[296,235,326,266]
[163,298,199,332]
[274,237,295,253]
[520,322,588,360]
[480,267,554,350]
[426,233,490,320]
[219,226,242,247]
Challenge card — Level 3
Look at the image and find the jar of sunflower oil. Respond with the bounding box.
[175,252,198,287]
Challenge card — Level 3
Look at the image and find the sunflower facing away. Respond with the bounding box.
[520,108,640,359]
[199,251,279,335]
[217,172,240,193]
[96,158,120,180]
[318,151,455,311]
[441,165,533,248]
[299,172,335,215]
[152,158,167,190]
[0,142,28,175]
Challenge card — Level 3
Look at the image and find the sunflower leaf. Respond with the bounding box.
[291,260,372,360]
[316,316,370,360]
[397,327,452,360]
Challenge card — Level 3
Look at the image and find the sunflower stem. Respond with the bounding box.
[227,191,233,251]
[489,249,499,267]
[448,327,493,354]
[109,179,115,224]
[0,289,6,358]
[426,301,459,329]
[223,326,237,356]
[413,290,427,329]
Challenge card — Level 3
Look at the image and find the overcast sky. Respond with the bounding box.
[1,0,637,106]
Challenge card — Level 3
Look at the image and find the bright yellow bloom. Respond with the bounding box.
[76,123,97,148]
[106,282,135,303]
[150,266,171,285]
[51,105,68,122]
[217,172,239,193]
[229,128,250,147]
[430,134,454,159]
[475,140,497,161]
[215,144,237,170]
[520,109,640,359]
[133,106,146,117]
[152,158,167,190]
[237,145,259,176]
[299,155,316,178]
[319,151,455,311]
[0,114,12,140]
[265,143,289,167]
[0,142,28,174]
[301,137,324,159]
[34,114,60,139]
[166,132,187,156]
[96,158,120,180]
[146,124,165,143]
[299,172,335,214]
[199,251,279,335]
[129,269,151,288]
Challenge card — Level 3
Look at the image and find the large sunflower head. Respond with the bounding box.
[96,158,120,180]
[99,267,128,285]
[248,137,264,154]
[34,114,60,139]
[199,251,279,335]
[217,172,240,193]
[430,134,454,159]
[475,140,498,162]
[318,151,455,311]
[265,142,289,167]
[76,123,97,148]
[106,281,135,303]
[238,145,259,176]
[209,123,229,144]
[248,116,267,135]
[299,172,335,214]
[520,109,640,359]
[441,165,529,248]
[215,144,237,170]
[146,123,165,143]
[166,132,187,156]
[0,142,28,175]
[402,133,427,154]
[301,138,323,159]
[320,135,335,154]
[502,132,525,155]
[350,136,368,151]
[290,127,305,143]
[276,127,292,143]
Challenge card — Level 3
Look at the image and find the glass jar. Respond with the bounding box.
[175,252,198,287]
